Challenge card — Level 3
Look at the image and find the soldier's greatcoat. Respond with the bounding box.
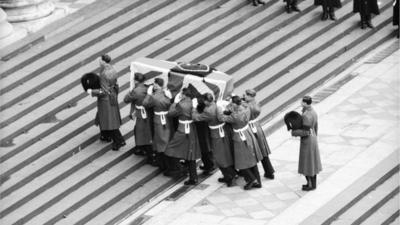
[143,90,172,152]
[244,100,271,156]
[124,83,152,146]
[164,98,201,160]
[292,106,322,176]
[219,105,262,170]
[192,102,233,168]
[92,64,121,131]
[353,0,380,15]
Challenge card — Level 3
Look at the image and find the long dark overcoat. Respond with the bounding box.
[164,98,201,160]
[143,90,173,152]
[92,64,121,131]
[353,0,380,15]
[314,0,342,8]
[124,83,152,146]
[394,0,399,25]
[292,106,322,176]
[244,100,271,156]
[219,105,262,170]
[192,102,233,168]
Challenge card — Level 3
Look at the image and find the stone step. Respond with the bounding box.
[0,0,149,76]
[0,0,396,223]
[0,106,131,198]
[361,192,399,225]
[301,150,399,225]
[331,173,399,224]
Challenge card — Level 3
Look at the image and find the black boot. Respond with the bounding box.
[257,0,266,5]
[184,160,198,185]
[291,0,300,12]
[360,14,367,29]
[365,15,374,28]
[329,7,337,20]
[311,175,317,189]
[321,6,328,21]
[302,176,314,191]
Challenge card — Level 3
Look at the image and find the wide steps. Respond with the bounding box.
[0,0,396,224]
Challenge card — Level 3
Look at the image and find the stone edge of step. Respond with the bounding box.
[0,0,116,61]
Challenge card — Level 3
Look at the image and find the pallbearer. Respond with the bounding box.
[143,78,173,170]
[192,93,236,187]
[86,54,125,151]
[124,73,154,163]
[219,96,263,190]
[164,88,202,185]
[243,89,275,180]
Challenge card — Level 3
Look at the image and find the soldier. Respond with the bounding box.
[219,96,263,190]
[192,93,236,187]
[315,0,341,20]
[353,0,380,29]
[87,54,125,151]
[142,78,173,170]
[243,89,275,180]
[164,88,202,185]
[291,96,322,191]
[123,73,154,163]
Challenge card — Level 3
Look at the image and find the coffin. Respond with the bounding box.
[130,57,234,101]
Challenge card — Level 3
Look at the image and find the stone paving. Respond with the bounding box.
[139,46,399,225]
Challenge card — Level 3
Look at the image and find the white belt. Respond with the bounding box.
[135,105,147,119]
[179,120,193,134]
[209,123,225,138]
[248,118,258,133]
[233,124,249,141]
[155,111,168,125]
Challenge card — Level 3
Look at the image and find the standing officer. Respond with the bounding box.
[124,73,154,163]
[291,96,322,191]
[353,0,379,29]
[142,78,173,170]
[315,0,341,20]
[219,96,263,190]
[192,93,236,187]
[87,54,125,151]
[243,89,275,180]
[164,88,202,185]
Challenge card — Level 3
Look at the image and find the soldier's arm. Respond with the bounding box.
[291,114,311,137]
[123,91,136,104]
[168,103,180,117]
[142,94,154,108]
[253,103,261,118]
[90,89,106,97]
[192,107,213,122]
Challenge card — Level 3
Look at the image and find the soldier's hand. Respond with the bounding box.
[147,85,154,95]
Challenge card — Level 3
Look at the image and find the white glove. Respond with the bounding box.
[164,89,172,99]
[87,89,92,95]
[174,92,182,103]
[192,98,198,108]
[147,85,154,95]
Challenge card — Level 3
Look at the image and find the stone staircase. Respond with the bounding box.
[0,0,396,224]
[301,151,399,225]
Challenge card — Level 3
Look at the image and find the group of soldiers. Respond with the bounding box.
[87,54,324,191]
[123,73,275,189]
[124,73,274,190]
